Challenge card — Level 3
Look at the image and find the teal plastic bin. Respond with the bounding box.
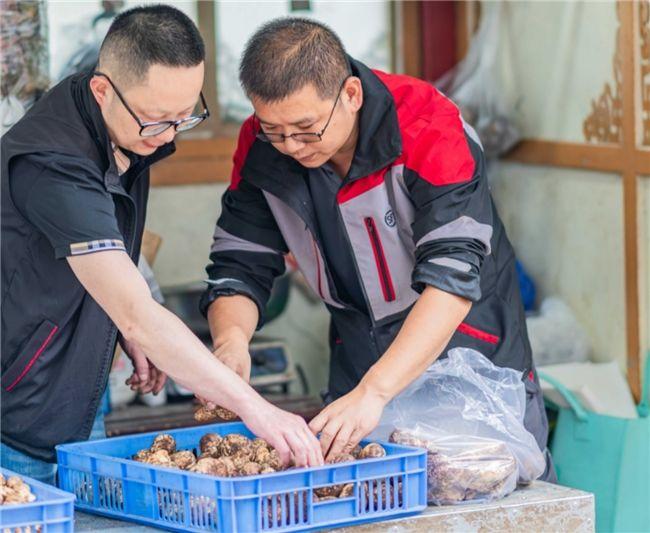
[539,354,649,533]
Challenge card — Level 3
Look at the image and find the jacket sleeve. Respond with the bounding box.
[404,120,492,302]
[200,118,288,327]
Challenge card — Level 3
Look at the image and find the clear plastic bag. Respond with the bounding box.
[374,348,545,505]
[435,0,520,158]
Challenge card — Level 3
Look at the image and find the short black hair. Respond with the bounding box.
[239,17,350,103]
[98,4,204,86]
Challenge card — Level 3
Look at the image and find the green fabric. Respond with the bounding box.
[539,354,650,532]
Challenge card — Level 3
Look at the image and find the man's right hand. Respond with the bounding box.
[239,397,324,468]
[195,336,252,410]
[212,338,252,382]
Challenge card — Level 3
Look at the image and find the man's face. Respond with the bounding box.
[252,78,362,168]
[91,62,205,155]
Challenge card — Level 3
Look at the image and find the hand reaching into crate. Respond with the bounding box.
[66,252,323,469]
[193,398,322,468]
[239,399,324,468]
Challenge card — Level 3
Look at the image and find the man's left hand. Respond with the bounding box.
[308,383,388,461]
[120,336,167,395]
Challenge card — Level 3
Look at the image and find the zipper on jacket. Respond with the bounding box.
[364,217,396,302]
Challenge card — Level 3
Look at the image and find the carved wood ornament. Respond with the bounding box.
[583,3,624,143]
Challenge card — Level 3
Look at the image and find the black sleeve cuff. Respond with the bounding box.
[199,278,266,329]
[412,263,482,302]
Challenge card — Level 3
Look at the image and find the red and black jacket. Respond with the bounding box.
[201,58,545,451]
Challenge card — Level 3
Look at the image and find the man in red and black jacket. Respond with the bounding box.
[201,17,555,481]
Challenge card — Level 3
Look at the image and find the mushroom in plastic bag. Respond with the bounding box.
[372,348,545,505]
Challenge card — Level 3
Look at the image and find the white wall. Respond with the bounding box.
[489,162,627,365]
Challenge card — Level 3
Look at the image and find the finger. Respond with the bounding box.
[197,395,216,410]
[130,350,149,383]
[238,365,248,381]
[139,367,156,394]
[153,371,167,395]
[284,429,308,468]
[303,425,324,466]
[147,365,159,389]
[342,428,365,455]
[242,362,252,383]
[326,423,353,461]
[140,379,155,394]
[308,410,328,435]
[271,437,291,467]
[318,421,342,459]
[291,418,321,467]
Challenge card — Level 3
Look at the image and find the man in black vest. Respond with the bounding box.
[1,5,322,484]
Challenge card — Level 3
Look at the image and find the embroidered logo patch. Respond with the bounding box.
[384,209,396,227]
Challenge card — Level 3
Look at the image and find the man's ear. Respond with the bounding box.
[89,75,111,107]
[343,76,363,112]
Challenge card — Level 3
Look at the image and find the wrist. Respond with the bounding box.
[234,388,267,419]
[358,371,393,405]
[212,327,249,351]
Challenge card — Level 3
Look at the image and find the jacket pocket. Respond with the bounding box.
[364,217,396,302]
[2,320,58,392]
[456,322,500,345]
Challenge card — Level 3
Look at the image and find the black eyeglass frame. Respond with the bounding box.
[93,71,210,137]
[255,77,350,144]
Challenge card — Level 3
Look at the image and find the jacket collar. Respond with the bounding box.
[344,57,402,182]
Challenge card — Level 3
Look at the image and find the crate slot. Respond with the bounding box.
[70,470,93,504]
[190,494,217,530]
[359,475,404,514]
[262,490,308,530]
[98,476,124,511]
[155,486,185,524]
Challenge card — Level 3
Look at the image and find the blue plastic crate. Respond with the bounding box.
[0,467,75,532]
[56,422,426,532]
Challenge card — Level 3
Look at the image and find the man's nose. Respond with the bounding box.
[283,135,306,154]
[156,126,177,144]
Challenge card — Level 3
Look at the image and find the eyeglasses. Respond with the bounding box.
[256,77,349,144]
[93,71,210,137]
